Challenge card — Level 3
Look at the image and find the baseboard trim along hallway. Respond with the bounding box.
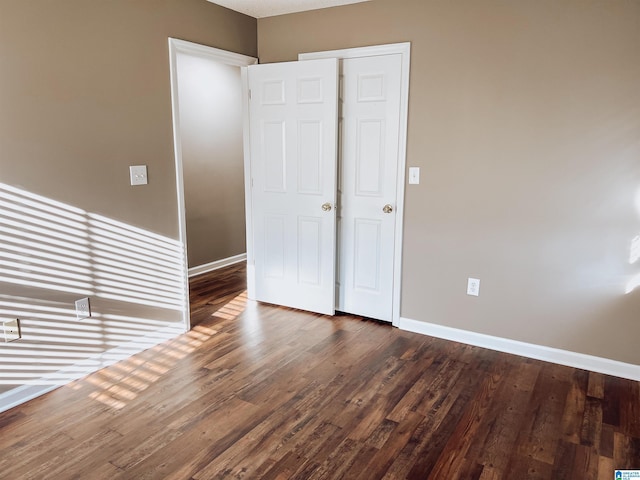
[188,253,247,278]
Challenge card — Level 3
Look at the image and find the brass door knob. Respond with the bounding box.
[322,203,333,212]
[383,204,393,214]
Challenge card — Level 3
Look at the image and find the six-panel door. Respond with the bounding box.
[337,54,403,321]
[248,58,339,315]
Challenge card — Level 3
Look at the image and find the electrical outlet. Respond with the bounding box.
[2,319,21,342]
[467,278,480,296]
[129,165,148,186]
[75,297,91,320]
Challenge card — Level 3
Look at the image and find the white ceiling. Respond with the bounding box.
[207,0,372,19]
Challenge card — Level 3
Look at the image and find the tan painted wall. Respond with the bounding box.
[0,0,256,397]
[258,0,640,364]
[1,0,255,235]
[176,53,247,268]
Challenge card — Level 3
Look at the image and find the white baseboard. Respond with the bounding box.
[0,384,60,415]
[399,317,640,382]
[188,253,247,278]
[0,322,185,414]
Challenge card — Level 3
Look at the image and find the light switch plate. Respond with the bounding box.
[409,167,420,185]
[130,165,148,186]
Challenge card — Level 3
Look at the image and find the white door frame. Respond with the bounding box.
[168,38,257,331]
[299,43,411,327]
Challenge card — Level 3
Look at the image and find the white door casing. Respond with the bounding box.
[246,58,339,315]
[300,43,411,326]
[168,38,257,331]
[337,54,403,322]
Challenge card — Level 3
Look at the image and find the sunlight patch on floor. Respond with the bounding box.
[81,319,222,410]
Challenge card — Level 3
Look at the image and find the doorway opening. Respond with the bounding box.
[168,38,257,330]
[169,40,410,329]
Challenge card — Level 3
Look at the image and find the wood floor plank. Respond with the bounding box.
[602,375,622,427]
[426,362,506,479]
[355,411,425,480]
[507,455,554,479]
[613,431,640,470]
[581,396,604,447]
[406,367,482,479]
[550,440,577,479]
[587,372,605,399]
[512,363,572,465]
[619,379,640,438]
[597,455,615,480]
[561,369,588,445]
[600,423,615,458]
[479,465,501,480]
[572,444,600,480]
[0,262,638,479]
[471,360,540,473]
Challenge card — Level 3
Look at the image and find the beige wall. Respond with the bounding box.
[258,0,640,364]
[176,52,247,268]
[0,0,256,398]
[1,0,255,235]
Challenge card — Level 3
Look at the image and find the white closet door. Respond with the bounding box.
[248,58,338,315]
[337,54,403,321]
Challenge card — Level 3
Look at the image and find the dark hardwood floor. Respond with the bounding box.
[0,262,638,479]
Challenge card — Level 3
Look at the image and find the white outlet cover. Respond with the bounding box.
[130,165,148,186]
[2,319,21,342]
[75,297,91,320]
[467,278,480,296]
